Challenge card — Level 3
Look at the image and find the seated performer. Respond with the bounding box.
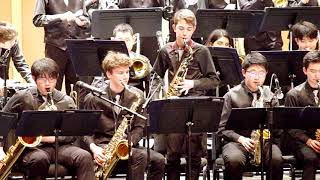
[218,52,283,180]
[285,51,320,180]
[1,58,95,179]
[0,21,33,83]
[205,29,233,48]
[291,21,319,51]
[83,51,165,180]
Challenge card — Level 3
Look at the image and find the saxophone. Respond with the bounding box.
[0,89,56,179]
[250,86,270,166]
[95,85,143,180]
[165,39,193,98]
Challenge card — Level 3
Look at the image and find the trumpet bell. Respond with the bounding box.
[130,56,152,80]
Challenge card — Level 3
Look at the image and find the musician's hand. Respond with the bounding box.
[301,0,309,4]
[75,16,89,27]
[238,136,255,152]
[0,147,6,161]
[60,11,76,22]
[306,139,320,153]
[90,143,107,166]
[178,80,194,95]
[41,136,56,143]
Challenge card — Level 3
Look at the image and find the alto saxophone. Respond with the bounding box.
[95,85,143,180]
[165,39,193,98]
[0,89,56,179]
[250,86,270,166]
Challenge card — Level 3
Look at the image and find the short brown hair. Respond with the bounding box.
[113,23,134,36]
[0,21,18,43]
[173,9,196,27]
[102,51,132,73]
[31,58,59,80]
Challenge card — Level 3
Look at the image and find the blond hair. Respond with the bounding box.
[102,51,132,73]
[173,9,197,27]
[0,21,17,43]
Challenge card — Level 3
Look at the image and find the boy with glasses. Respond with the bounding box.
[1,58,95,179]
[218,52,283,180]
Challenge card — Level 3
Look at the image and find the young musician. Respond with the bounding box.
[285,51,320,180]
[152,9,220,179]
[218,52,283,180]
[292,21,319,51]
[1,58,95,179]
[33,0,90,94]
[205,29,233,48]
[83,51,165,180]
[0,21,33,83]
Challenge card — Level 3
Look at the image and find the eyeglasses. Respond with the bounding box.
[246,71,267,78]
[37,77,56,83]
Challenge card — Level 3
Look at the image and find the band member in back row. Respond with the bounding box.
[218,52,283,180]
[83,51,165,180]
[151,9,220,180]
[285,51,320,180]
[291,21,319,51]
[0,58,95,179]
[0,21,33,83]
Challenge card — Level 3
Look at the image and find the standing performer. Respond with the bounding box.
[33,0,90,94]
[1,58,95,180]
[0,21,33,83]
[152,9,220,180]
[218,52,283,180]
[83,51,165,180]
[285,51,320,180]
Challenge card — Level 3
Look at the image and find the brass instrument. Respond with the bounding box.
[130,33,152,80]
[273,0,288,7]
[131,55,152,80]
[250,86,271,166]
[95,85,143,180]
[99,0,119,9]
[0,89,57,179]
[165,39,193,98]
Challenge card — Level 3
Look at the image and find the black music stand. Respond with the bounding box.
[226,107,268,180]
[193,9,264,39]
[209,47,244,96]
[256,50,308,89]
[149,96,224,179]
[66,39,128,77]
[16,110,101,180]
[0,112,18,136]
[91,8,163,39]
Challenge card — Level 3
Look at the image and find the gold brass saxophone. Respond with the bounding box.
[95,84,143,180]
[165,39,193,98]
[250,86,270,166]
[0,89,57,179]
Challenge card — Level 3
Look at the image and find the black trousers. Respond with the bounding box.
[21,144,95,180]
[293,142,320,180]
[45,44,77,95]
[222,141,283,180]
[166,133,205,180]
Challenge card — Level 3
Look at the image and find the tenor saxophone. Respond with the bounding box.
[165,39,193,98]
[94,85,143,180]
[0,89,56,179]
[315,81,320,141]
